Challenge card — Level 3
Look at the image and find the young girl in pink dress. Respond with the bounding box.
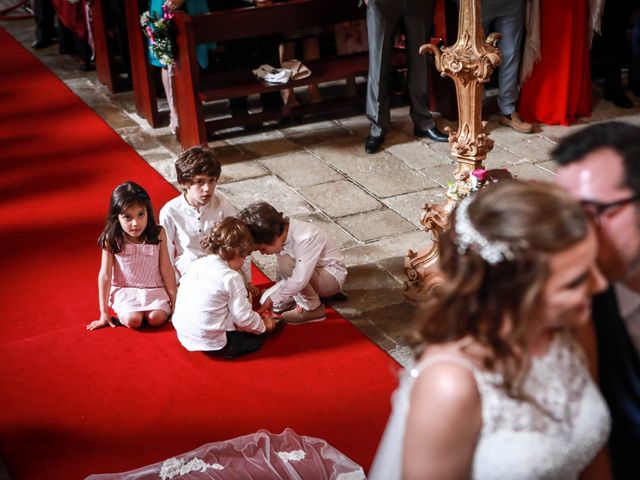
[87,182,177,331]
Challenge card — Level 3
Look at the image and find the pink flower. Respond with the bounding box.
[162,5,175,20]
[146,26,155,43]
[472,168,488,182]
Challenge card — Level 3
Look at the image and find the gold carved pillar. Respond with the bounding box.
[403,0,502,306]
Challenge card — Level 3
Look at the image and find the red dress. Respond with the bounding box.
[51,0,89,43]
[518,0,592,126]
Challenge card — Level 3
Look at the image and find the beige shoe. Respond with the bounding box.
[499,112,533,134]
[281,304,327,324]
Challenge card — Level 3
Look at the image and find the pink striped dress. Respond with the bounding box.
[109,242,171,318]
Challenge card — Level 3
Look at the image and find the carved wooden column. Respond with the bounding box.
[404,0,501,306]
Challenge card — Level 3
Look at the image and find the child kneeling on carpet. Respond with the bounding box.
[159,146,255,296]
[238,202,347,325]
[88,182,177,331]
[171,217,276,359]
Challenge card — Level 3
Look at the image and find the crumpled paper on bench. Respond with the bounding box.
[252,60,311,84]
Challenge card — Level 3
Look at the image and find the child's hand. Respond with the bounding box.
[263,315,276,332]
[246,282,261,298]
[258,297,273,315]
[87,313,116,331]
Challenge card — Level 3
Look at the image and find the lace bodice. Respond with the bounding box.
[369,333,611,480]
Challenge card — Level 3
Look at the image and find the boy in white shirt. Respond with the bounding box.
[238,202,347,324]
[159,147,254,291]
[172,217,275,359]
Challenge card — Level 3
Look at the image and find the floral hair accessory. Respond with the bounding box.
[140,5,176,67]
[454,196,514,265]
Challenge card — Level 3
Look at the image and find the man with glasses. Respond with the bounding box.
[553,121,640,480]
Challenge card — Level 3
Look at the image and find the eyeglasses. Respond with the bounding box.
[580,193,640,220]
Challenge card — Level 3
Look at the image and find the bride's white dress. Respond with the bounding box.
[369,333,611,479]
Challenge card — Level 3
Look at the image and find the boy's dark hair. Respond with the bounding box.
[551,121,640,197]
[98,181,161,254]
[237,202,288,245]
[175,146,221,186]
[200,217,253,260]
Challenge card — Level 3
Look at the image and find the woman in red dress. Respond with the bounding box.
[517,0,592,126]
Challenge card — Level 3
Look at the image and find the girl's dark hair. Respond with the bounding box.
[98,182,161,253]
[237,202,288,245]
[200,217,254,260]
[175,146,221,185]
[413,180,589,394]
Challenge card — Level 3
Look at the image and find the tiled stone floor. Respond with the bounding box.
[4,12,640,367]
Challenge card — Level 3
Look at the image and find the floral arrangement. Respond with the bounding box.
[140,5,176,67]
[446,167,512,202]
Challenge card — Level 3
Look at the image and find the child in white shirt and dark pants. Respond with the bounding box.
[239,202,347,324]
[172,217,275,359]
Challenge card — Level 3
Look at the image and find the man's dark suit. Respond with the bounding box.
[592,287,640,479]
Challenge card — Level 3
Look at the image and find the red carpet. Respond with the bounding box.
[0,27,399,478]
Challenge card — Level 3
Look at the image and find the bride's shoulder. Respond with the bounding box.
[410,343,482,406]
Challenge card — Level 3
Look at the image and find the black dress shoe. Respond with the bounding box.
[603,90,634,109]
[364,134,384,154]
[414,125,449,142]
[32,38,54,49]
[79,62,95,72]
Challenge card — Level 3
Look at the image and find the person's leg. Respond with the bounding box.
[492,1,524,117]
[256,35,285,112]
[280,40,300,106]
[32,0,56,48]
[632,16,640,96]
[308,267,341,299]
[223,331,263,359]
[272,254,296,312]
[146,310,169,327]
[365,0,400,139]
[602,0,633,107]
[275,254,325,322]
[303,37,322,102]
[161,67,178,132]
[106,0,131,80]
[119,312,144,329]
[403,0,435,131]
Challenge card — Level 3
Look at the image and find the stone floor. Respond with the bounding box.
[5,12,640,367]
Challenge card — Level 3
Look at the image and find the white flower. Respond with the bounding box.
[276,450,306,462]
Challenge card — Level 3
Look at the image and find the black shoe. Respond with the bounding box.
[414,125,449,142]
[79,62,95,72]
[32,38,54,49]
[603,90,633,109]
[364,134,384,154]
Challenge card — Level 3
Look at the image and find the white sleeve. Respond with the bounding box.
[159,204,180,282]
[219,194,251,282]
[227,274,265,334]
[271,231,326,304]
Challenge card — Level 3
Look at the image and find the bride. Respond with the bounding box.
[370,180,611,479]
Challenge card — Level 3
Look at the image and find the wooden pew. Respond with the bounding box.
[172,0,391,148]
[124,0,456,144]
[125,0,161,127]
[92,0,130,93]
